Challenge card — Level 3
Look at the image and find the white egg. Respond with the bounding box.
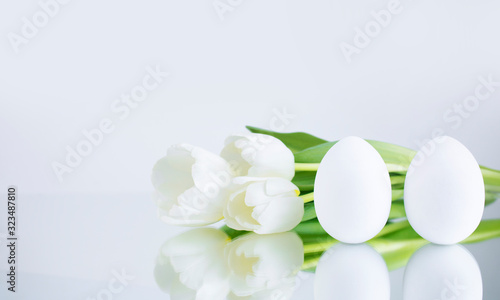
[404,136,484,245]
[315,243,390,300]
[314,136,392,244]
[403,244,482,300]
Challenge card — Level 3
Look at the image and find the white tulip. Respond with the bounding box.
[152,144,234,226]
[225,232,304,299]
[221,133,295,180]
[224,177,304,234]
[154,228,231,300]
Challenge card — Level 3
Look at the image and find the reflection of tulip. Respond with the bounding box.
[226,232,304,299]
[154,228,231,300]
[221,133,295,180]
[224,177,304,234]
[152,144,234,226]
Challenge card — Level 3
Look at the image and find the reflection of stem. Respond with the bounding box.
[302,254,322,271]
[301,192,314,203]
[303,238,336,254]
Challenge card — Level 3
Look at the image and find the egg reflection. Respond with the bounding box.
[403,244,482,300]
[154,228,304,300]
[314,243,390,300]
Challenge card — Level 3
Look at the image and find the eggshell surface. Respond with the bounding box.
[403,244,482,300]
[314,136,392,243]
[404,136,484,245]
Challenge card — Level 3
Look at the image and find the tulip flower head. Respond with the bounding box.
[224,177,304,234]
[152,144,235,226]
[221,133,295,180]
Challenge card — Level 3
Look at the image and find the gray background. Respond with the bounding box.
[1,0,499,299]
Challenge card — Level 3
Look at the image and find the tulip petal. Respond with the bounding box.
[191,146,234,193]
[152,144,233,226]
[225,189,260,231]
[221,133,295,180]
[156,187,223,226]
[264,178,299,197]
[152,145,195,201]
[252,196,304,234]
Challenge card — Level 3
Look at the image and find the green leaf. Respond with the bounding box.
[374,220,410,238]
[463,219,500,243]
[379,224,421,240]
[390,175,406,185]
[294,142,336,163]
[292,171,316,193]
[389,200,406,219]
[366,140,416,170]
[371,239,428,271]
[294,140,416,169]
[486,192,499,206]
[302,202,317,222]
[392,189,404,201]
[293,218,328,236]
[481,165,500,187]
[246,126,327,153]
[219,225,249,240]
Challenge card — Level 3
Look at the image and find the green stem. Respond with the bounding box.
[482,166,500,194]
[295,163,320,172]
[301,192,314,203]
[481,166,500,183]
[386,163,409,173]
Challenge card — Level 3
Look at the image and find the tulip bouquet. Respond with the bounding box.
[151,130,304,234]
[152,126,500,235]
